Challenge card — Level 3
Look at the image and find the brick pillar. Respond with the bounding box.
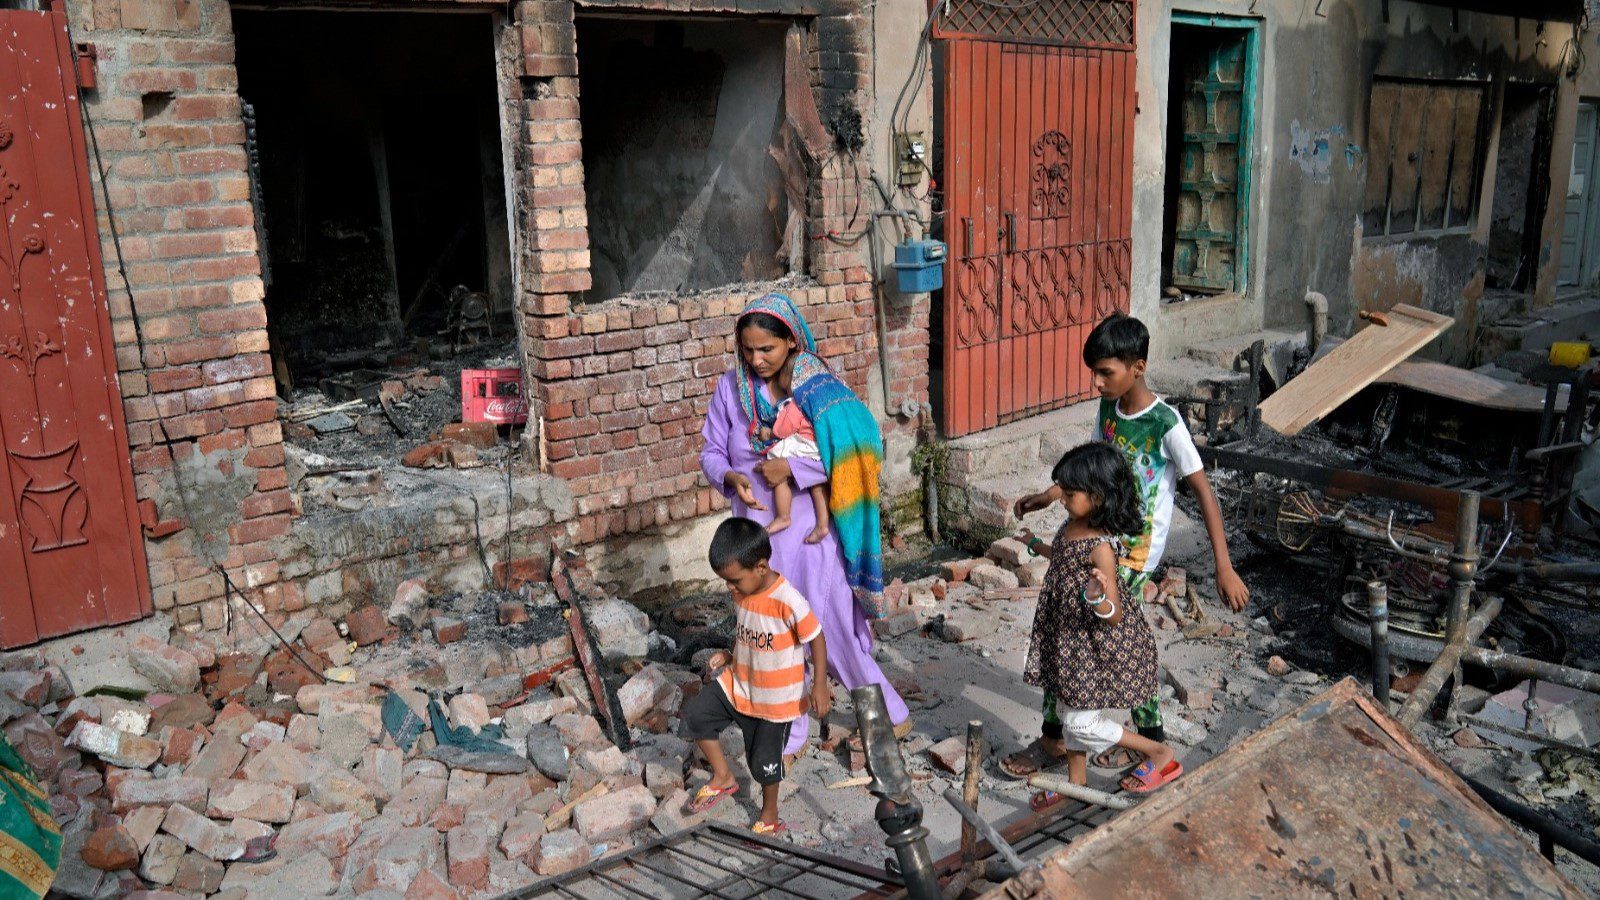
[67,0,292,627]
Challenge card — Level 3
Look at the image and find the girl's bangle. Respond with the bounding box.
[1025,537,1046,557]
[1080,589,1112,607]
[1091,604,1117,619]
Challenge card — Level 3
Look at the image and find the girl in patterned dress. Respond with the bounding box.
[1016,442,1182,805]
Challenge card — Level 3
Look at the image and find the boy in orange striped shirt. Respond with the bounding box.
[683,517,831,834]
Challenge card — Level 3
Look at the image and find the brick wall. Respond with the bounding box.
[513,0,931,549]
[66,0,289,627]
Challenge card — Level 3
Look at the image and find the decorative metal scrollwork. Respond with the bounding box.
[953,255,1002,348]
[1031,131,1072,219]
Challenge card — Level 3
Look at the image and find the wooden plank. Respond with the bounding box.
[1376,360,1568,413]
[1256,303,1454,435]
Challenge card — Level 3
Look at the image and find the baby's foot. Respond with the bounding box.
[804,521,830,544]
[767,516,793,535]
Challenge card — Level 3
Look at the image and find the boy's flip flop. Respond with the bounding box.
[688,783,736,814]
[750,820,789,836]
[1029,789,1066,812]
[1121,758,1183,793]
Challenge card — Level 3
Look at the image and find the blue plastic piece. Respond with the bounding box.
[891,239,947,293]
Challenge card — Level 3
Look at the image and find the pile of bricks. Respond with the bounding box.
[866,534,1053,647]
[16,574,724,898]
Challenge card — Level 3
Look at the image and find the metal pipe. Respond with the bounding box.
[1462,647,1600,693]
[853,684,939,900]
[959,721,982,870]
[1456,772,1600,868]
[940,789,1024,880]
[1367,580,1391,709]
[1397,594,1502,729]
[1443,492,1481,721]
[1026,773,1140,811]
[1304,291,1328,357]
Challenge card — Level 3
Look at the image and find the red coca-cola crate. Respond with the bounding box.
[461,368,528,425]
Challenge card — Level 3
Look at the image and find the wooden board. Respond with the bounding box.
[1257,304,1454,435]
[1376,360,1568,414]
[986,679,1585,899]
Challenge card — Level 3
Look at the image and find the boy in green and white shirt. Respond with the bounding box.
[1004,314,1247,784]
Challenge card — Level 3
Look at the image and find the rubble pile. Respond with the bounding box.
[278,344,525,517]
[18,564,716,899]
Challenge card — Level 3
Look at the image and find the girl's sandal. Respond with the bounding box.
[688,783,737,814]
[1091,746,1143,770]
[999,739,1066,780]
[1121,759,1183,794]
[750,820,790,836]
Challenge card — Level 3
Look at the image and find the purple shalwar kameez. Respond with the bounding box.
[700,371,910,755]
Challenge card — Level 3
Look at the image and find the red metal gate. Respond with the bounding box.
[0,10,152,646]
[938,0,1135,437]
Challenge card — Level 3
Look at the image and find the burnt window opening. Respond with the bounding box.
[235,11,512,390]
[1161,21,1256,299]
[576,18,798,304]
[1486,83,1556,291]
[1362,78,1487,238]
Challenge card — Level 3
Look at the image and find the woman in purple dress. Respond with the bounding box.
[700,294,911,758]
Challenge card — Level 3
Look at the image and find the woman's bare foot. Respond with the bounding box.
[804,521,830,544]
[766,516,793,535]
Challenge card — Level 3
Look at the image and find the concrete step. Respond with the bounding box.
[1181,329,1304,389]
[1479,293,1600,361]
[1147,358,1248,401]
[942,402,1098,483]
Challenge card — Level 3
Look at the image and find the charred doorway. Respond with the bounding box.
[234,11,511,389]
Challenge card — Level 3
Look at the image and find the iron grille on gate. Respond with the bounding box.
[938,5,1136,436]
[934,0,1135,49]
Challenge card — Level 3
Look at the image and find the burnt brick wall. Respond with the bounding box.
[65,0,291,627]
[513,0,930,548]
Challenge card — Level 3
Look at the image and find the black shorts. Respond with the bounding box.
[680,682,793,786]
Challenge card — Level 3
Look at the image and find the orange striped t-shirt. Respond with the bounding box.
[717,576,822,723]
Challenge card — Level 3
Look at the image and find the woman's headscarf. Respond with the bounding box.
[733,293,887,617]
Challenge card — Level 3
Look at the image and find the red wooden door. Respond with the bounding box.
[938,0,1135,437]
[0,10,152,646]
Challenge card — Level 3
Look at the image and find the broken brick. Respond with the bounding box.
[344,604,389,647]
[81,825,141,871]
[432,617,467,645]
[446,825,491,889]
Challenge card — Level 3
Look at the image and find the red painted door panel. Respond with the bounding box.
[938,0,1135,437]
[0,11,152,646]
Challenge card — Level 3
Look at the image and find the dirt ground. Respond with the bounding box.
[673,506,1600,895]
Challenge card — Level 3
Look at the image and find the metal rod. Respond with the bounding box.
[1367,580,1391,709]
[959,720,982,870]
[854,684,940,900]
[1397,594,1502,728]
[1462,716,1600,762]
[1461,647,1600,693]
[941,788,1026,879]
[1456,772,1600,868]
[1026,773,1140,811]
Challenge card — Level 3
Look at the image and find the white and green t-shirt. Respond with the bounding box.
[1093,396,1203,581]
